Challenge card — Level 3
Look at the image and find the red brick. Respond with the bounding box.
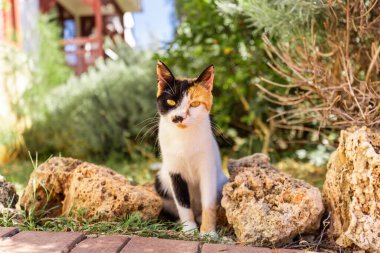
[0,227,18,238]
[0,231,85,253]
[202,243,272,253]
[71,235,130,253]
[272,249,304,253]
[120,236,199,253]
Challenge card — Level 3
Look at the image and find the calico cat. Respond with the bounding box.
[154,61,228,236]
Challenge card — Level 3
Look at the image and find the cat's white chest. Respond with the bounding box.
[158,116,219,187]
[159,120,212,158]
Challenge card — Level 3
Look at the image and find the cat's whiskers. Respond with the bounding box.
[136,113,159,127]
[211,122,231,145]
[136,115,160,142]
[161,76,176,96]
[138,122,159,143]
[139,126,159,144]
[153,136,160,150]
[136,119,158,135]
[137,120,158,137]
[162,90,174,96]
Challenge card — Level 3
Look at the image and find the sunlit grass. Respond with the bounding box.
[0,155,156,192]
[276,158,326,189]
[0,154,328,247]
[0,208,232,243]
[0,189,232,243]
[0,156,233,243]
[99,156,156,185]
[0,159,34,196]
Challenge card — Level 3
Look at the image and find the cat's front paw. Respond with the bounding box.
[200,230,218,239]
[182,221,198,234]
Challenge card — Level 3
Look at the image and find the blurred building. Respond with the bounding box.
[0,0,141,75]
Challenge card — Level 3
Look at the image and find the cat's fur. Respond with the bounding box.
[154,61,228,236]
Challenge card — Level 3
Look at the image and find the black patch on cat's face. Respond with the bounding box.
[156,78,195,115]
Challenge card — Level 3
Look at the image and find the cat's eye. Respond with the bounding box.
[190,101,201,107]
[167,99,176,106]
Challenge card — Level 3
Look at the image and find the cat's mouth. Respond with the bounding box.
[177,123,187,129]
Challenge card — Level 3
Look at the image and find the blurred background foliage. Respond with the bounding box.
[21,14,73,120]
[24,42,156,159]
[1,0,337,189]
[216,0,325,40]
[160,0,285,158]
[158,0,334,161]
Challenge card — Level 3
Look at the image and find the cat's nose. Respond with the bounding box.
[172,115,184,123]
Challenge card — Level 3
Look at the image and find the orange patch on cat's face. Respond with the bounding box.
[188,84,213,111]
[177,123,187,129]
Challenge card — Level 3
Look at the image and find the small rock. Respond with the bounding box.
[323,127,380,252]
[20,157,162,221]
[0,175,18,208]
[222,153,324,246]
[0,175,21,221]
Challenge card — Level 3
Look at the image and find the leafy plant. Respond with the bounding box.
[23,43,157,159]
[0,42,31,165]
[1,14,72,164]
[160,0,288,158]
[217,0,325,40]
[21,14,72,120]
[223,0,380,133]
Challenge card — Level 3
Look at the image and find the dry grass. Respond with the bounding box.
[256,0,380,133]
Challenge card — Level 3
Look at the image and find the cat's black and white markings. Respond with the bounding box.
[154,61,228,236]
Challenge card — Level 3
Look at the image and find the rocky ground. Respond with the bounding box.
[20,157,162,221]
[222,153,324,247]
[1,127,379,252]
[324,127,380,252]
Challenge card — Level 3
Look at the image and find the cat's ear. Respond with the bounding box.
[157,61,175,96]
[196,65,214,92]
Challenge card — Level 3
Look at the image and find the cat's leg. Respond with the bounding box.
[190,185,202,225]
[199,161,218,237]
[169,172,198,233]
[154,173,178,220]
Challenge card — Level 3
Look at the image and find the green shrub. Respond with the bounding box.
[21,14,72,120]
[162,0,334,163]
[160,0,286,158]
[217,0,324,40]
[0,41,32,164]
[24,45,157,159]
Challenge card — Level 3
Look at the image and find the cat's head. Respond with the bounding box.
[156,61,214,129]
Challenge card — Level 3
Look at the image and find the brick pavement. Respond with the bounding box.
[0,227,312,253]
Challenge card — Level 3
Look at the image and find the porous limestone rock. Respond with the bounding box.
[0,175,21,221]
[0,175,18,208]
[323,127,380,252]
[20,157,162,221]
[222,153,324,246]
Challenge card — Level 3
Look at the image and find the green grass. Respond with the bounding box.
[0,202,233,242]
[0,154,327,193]
[1,159,34,186]
[99,155,156,185]
[0,202,233,243]
[0,156,234,244]
[0,156,156,193]
[0,159,34,196]
[276,158,327,189]
[0,155,328,248]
